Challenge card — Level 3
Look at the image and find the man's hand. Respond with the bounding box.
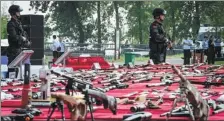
[51,93,87,121]
[167,41,173,49]
[22,36,27,42]
[21,36,32,48]
[166,38,169,43]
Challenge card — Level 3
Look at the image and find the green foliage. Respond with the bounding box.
[44,25,52,40]
[1,16,8,39]
[163,1,224,43]
[125,1,161,44]
[30,1,97,43]
[215,61,224,65]
[30,1,224,45]
[163,1,196,42]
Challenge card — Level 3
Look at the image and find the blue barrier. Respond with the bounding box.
[1,56,8,64]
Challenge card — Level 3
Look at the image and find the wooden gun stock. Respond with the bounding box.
[51,93,87,121]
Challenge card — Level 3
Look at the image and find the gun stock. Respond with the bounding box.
[171,65,210,121]
[51,93,87,121]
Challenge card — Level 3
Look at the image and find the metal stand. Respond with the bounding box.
[167,93,195,121]
[84,91,95,121]
[20,61,23,80]
[63,57,66,70]
[47,98,65,121]
[54,49,74,65]
[8,50,34,80]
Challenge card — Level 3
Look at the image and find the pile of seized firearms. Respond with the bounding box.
[1,62,224,121]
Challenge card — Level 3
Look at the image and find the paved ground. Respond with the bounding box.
[165,58,183,64]
[113,58,183,65]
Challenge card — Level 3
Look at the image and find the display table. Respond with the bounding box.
[1,64,224,121]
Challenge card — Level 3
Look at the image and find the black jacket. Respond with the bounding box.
[149,20,167,53]
[7,18,26,48]
[208,39,215,49]
[149,20,167,44]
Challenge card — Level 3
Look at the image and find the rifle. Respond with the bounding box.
[12,108,41,116]
[146,74,179,87]
[101,81,129,92]
[98,71,127,84]
[213,104,224,115]
[191,76,224,88]
[123,112,152,121]
[130,94,164,112]
[116,92,139,105]
[132,75,152,84]
[117,98,135,105]
[146,79,179,87]
[167,65,210,121]
[205,65,224,73]
[207,99,224,115]
[50,70,117,115]
[1,113,34,121]
[160,105,187,117]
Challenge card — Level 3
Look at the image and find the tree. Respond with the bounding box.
[162,1,224,43]
[98,1,114,44]
[30,1,224,46]
[97,1,101,46]
[1,16,8,39]
[163,1,199,42]
[136,1,143,44]
[30,1,96,44]
[125,1,161,44]
[1,2,10,17]
[1,2,10,39]
[163,1,180,41]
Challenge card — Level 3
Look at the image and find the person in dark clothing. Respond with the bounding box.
[6,5,31,78]
[208,35,215,64]
[7,5,31,65]
[149,8,171,64]
[214,36,222,58]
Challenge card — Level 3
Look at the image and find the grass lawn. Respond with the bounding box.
[215,61,224,65]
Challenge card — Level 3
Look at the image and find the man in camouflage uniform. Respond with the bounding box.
[7,5,31,65]
[149,8,170,64]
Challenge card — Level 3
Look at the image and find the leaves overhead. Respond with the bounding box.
[1,16,8,39]
[29,1,224,45]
